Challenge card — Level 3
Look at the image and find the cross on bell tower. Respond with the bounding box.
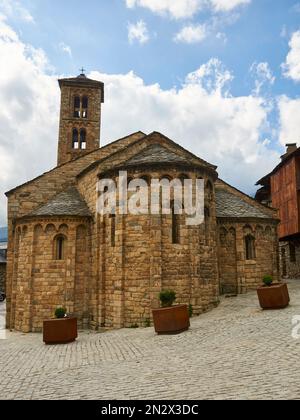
[56,72,104,166]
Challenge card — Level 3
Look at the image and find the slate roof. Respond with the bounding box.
[124,144,193,167]
[29,187,92,218]
[216,188,270,219]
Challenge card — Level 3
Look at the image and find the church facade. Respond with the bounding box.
[5,73,280,333]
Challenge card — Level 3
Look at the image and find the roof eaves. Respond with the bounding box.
[217,216,279,224]
[58,77,105,102]
[77,131,218,180]
[216,178,278,215]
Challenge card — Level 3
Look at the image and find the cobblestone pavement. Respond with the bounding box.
[1,280,300,400]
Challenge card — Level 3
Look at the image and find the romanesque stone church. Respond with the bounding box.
[5,73,280,333]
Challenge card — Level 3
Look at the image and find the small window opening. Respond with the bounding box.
[80,129,86,150]
[245,235,256,260]
[74,96,81,118]
[171,201,180,244]
[72,128,79,149]
[110,214,116,247]
[54,235,66,260]
[82,96,88,118]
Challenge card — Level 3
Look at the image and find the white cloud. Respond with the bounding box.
[185,58,233,92]
[126,0,203,19]
[89,58,279,197]
[278,95,300,146]
[0,0,34,23]
[282,30,300,82]
[174,23,208,43]
[0,15,59,225]
[210,0,250,12]
[128,20,150,44]
[59,42,72,57]
[174,11,238,44]
[125,0,251,19]
[0,17,280,227]
[250,62,275,96]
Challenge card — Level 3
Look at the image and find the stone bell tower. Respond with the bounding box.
[57,71,104,166]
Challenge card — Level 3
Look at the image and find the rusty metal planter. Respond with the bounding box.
[152,304,190,335]
[43,317,78,345]
[257,283,290,310]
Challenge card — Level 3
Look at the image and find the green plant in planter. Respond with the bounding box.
[263,275,273,287]
[55,307,67,319]
[188,304,193,318]
[159,290,176,308]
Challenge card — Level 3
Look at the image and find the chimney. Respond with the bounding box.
[286,143,297,155]
[281,143,298,161]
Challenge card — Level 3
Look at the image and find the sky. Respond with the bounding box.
[0,0,300,225]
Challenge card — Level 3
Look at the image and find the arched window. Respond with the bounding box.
[204,206,210,245]
[171,201,180,244]
[54,235,66,260]
[219,227,227,246]
[139,175,150,200]
[110,214,116,247]
[80,129,86,149]
[245,235,256,260]
[206,180,214,202]
[72,128,79,149]
[74,96,80,118]
[204,207,210,219]
[82,96,88,118]
[161,174,172,182]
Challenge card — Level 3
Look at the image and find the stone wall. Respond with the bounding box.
[279,241,300,279]
[73,134,222,330]
[9,217,91,333]
[92,166,219,329]
[0,264,6,293]
[6,130,280,332]
[5,131,145,329]
[217,221,279,294]
[218,227,238,294]
[8,162,221,331]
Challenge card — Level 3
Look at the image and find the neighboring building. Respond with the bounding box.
[0,227,8,293]
[256,143,300,278]
[5,73,280,333]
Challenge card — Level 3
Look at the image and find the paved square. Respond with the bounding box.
[1,280,300,400]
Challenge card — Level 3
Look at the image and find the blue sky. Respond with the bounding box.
[0,0,300,225]
[10,0,300,96]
